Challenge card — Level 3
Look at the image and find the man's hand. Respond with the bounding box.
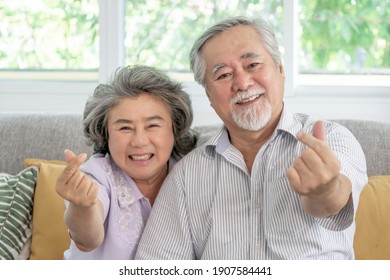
[56,149,98,208]
[287,121,351,217]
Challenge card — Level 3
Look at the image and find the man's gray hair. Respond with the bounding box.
[190,16,281,86]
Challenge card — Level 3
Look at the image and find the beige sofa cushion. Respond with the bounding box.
[24,159,70,260]
[354,176,390,259]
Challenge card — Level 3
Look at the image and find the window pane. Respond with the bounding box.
[299,0,390,75]
[0,0,99,71]
[125,0,284,74]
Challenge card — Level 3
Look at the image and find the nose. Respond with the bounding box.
[131,129,149,147]
[232,69,254,92]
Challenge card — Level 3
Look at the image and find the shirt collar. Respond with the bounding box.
[275,107,303,141]
[202,107,304,158]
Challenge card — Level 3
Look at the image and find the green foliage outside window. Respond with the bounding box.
[125,0,283,72]
[0,0,98,70]
[299,0,389,73]
[0,0,388,75]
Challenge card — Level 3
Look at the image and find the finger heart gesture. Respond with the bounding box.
[287,121,341,197]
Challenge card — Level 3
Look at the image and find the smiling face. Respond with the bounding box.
[201,25,285,133]
[107,94,174,186]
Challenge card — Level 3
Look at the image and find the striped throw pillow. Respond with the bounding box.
[0,167,38,260]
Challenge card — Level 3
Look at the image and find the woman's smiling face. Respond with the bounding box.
[107,94,174,186]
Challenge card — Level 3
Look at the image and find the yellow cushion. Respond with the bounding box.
[354,176,390,260]
[24,159,70,260]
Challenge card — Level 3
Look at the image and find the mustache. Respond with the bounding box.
[231,87,265,105]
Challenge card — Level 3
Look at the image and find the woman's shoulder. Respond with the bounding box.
[80,153,113,181]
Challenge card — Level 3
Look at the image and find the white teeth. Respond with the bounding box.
[130,154,152,161]
[237,94,262,104]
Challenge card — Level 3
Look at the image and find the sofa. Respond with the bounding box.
[0,112,389,260]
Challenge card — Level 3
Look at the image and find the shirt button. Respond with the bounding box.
[255,202,261,208]
[255,244,261,250]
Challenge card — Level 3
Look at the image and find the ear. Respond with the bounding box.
[205,88,212,103]
[279,61,285,74]
[278,61,286,80]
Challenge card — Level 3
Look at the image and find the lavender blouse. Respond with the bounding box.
[63,153,175,259]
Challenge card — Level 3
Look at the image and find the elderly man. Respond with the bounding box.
[135,16,367,260]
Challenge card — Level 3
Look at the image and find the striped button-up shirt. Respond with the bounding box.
[136,109,368,260]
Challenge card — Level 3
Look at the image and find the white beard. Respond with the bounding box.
[231,88,272,131]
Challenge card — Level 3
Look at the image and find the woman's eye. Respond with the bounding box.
[119,126,132,131]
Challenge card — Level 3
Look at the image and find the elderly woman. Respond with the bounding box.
[55,65,198,259]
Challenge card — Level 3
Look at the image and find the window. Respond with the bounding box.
[1,0,388,83]
[299,0,389,76]
[0,0,98,81]
[296,0,389,92]
[123,0,389,93]
[124,1,284,73]
[1,0,389,124]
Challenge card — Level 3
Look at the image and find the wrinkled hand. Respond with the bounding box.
[56,149,98,208]
[287,121,341,199]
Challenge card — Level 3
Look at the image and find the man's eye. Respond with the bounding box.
[216,73,231,80]
[248,62,262,69]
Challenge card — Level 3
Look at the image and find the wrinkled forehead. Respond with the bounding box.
[201,25,263,58]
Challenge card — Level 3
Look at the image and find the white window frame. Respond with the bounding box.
[1,0,389,125]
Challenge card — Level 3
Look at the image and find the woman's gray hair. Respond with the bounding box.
[83,65,198,160]
[190,16,282,87]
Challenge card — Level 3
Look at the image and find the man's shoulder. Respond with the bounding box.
[292,112,347,133]
[180,144,210,162]
[170,144,214,176]
[178,125,225,163]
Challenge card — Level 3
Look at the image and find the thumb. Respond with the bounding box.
[312,120,326,142]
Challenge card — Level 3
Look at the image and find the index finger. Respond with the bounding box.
[296,130,328,157]
[57,152,88,184]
